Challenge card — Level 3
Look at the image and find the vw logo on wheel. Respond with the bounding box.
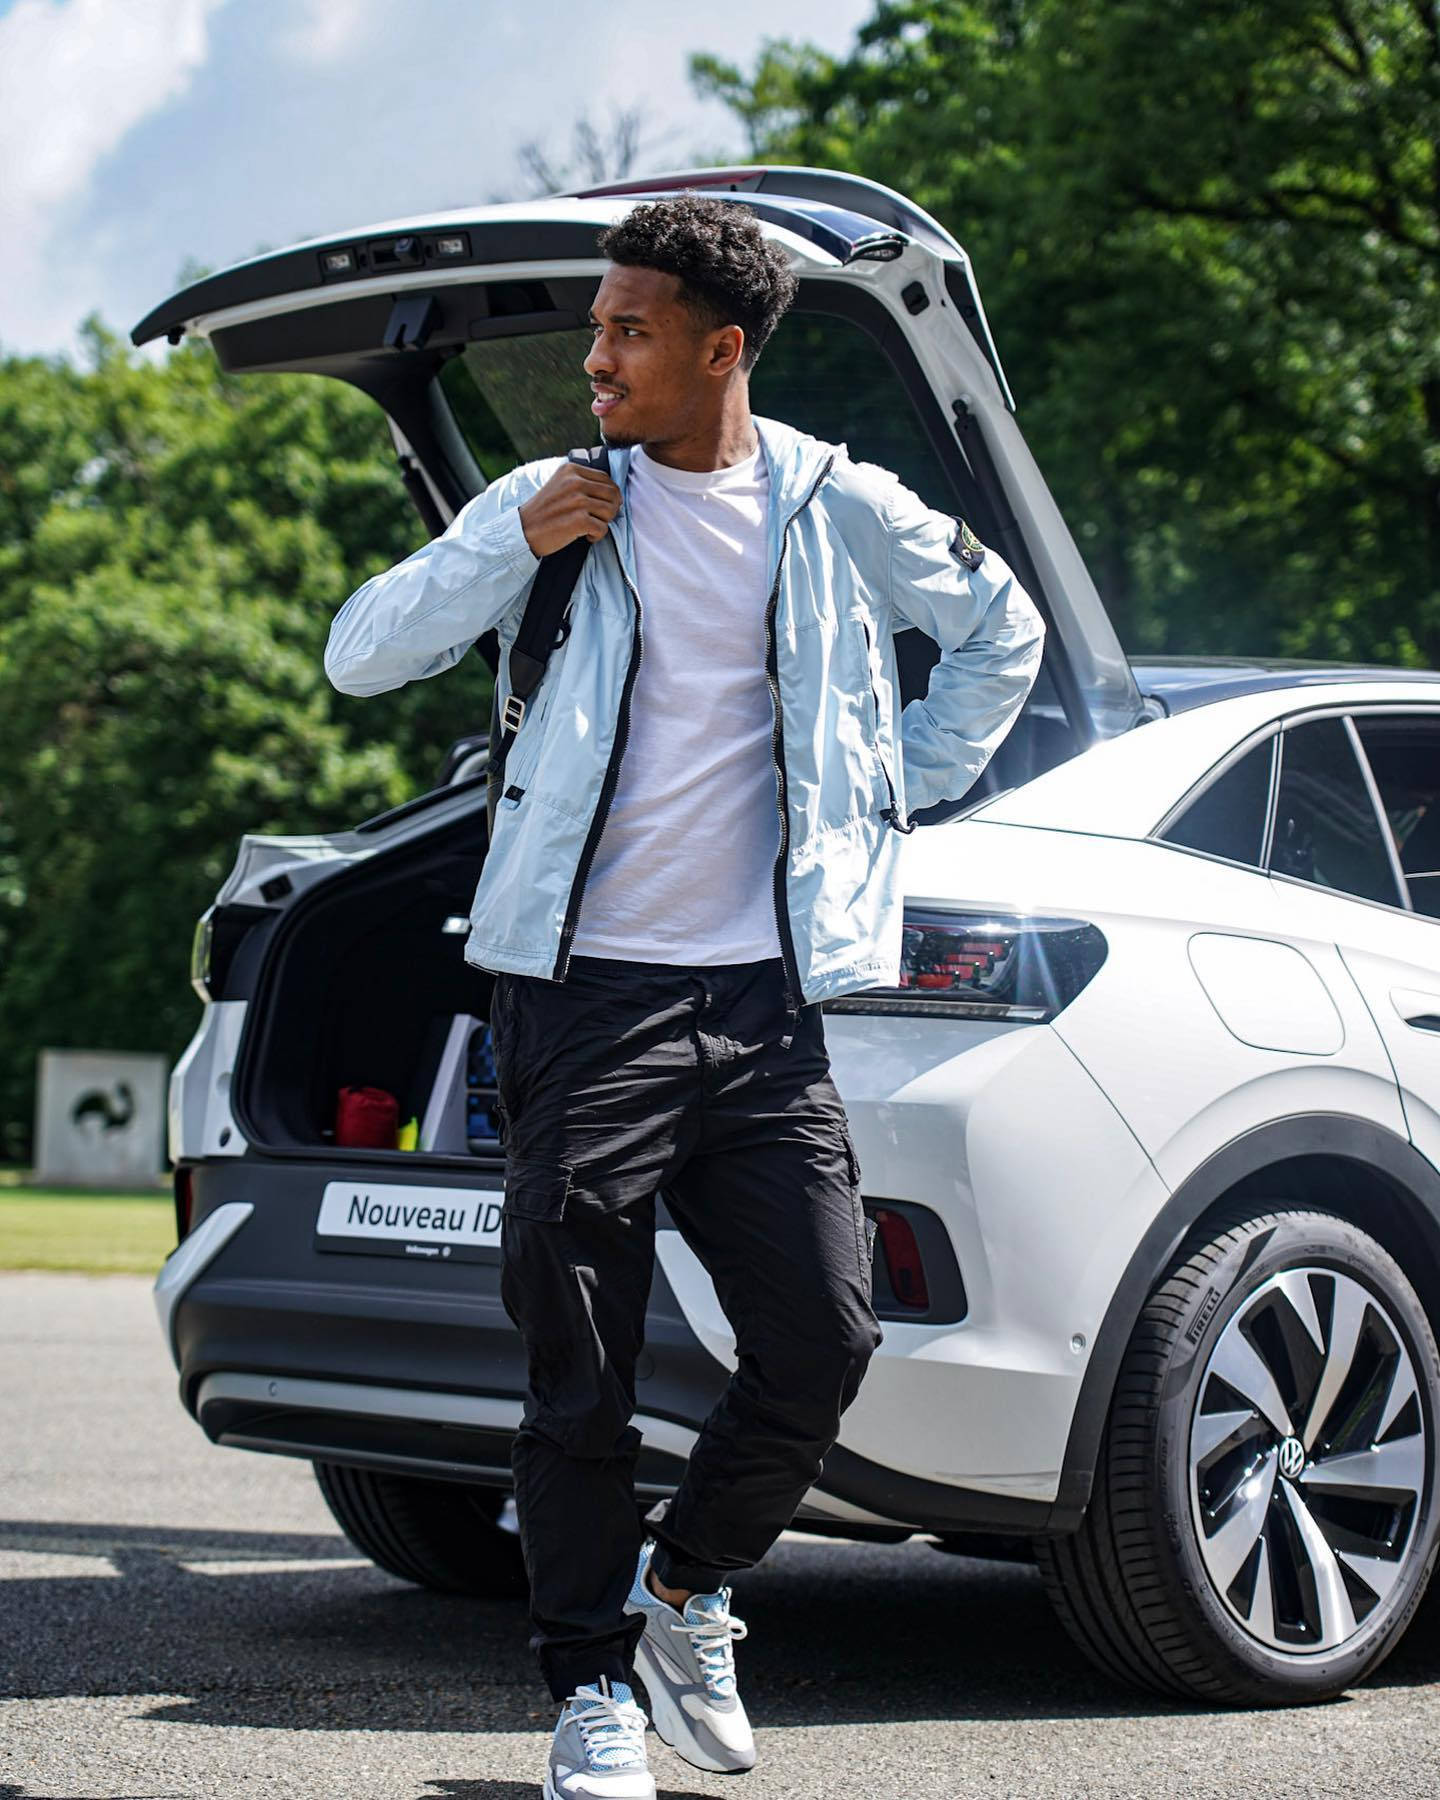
[1278,1435,1306,1480]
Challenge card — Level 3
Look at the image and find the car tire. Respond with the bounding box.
[313,1462,528,1599]
[1037,1206,1440,1704]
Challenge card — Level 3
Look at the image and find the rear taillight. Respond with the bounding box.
[174,1166,195,1242]
[873,1208,930,1310]
[826,908,1107,1022]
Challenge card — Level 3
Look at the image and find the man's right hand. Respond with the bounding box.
[518,462,622,558]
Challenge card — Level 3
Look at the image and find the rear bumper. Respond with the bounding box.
[157,1132,1112,1538]
[164,1160,913,1526]
[193,1370,697,1498]
[162,1156,729,1489]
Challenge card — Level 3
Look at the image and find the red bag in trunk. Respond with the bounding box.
[334,1085,398,1148]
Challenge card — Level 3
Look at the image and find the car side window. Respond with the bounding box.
[1269,717,1402,906]
[1161,737,1274,867]
[1352,713,1440,920]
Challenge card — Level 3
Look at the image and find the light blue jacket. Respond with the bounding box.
[325,415,1045,1006]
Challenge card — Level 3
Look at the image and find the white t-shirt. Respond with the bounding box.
[568,442,783,965]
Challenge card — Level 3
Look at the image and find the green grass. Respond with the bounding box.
[0,1185,176,1274]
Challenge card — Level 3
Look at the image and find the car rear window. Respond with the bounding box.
[442,328,596,480]
[749,312,952,503]
[435,303,1069,814]
[437,309,953,502]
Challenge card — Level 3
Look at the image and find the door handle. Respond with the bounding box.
[1391,987,1440,1033]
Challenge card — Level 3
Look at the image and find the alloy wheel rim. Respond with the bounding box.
[1189,1265,1426,1654]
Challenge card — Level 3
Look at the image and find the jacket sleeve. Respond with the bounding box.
[880,472,1046,815]
[324,460,559,697]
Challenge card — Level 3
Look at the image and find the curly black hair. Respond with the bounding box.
[596,195,798,371]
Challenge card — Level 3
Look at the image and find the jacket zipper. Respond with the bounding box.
[552,547,644,980]
[764,457,836,1013]
[551,454,834,992]
[859,614,915,834]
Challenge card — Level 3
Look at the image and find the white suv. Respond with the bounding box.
[142,166,1440,1707]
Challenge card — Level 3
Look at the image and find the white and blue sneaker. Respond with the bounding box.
[544,1676,654,1800]
[623,1539,756,1775]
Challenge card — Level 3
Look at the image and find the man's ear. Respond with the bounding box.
[706,324,747,378]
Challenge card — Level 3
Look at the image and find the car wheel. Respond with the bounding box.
[1037,1206,1440,1704]
[313,1462,528,1598]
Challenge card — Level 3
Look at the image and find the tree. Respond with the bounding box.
[517,105,662,195]
[694,1,1440,662]
[0,321,492,1161]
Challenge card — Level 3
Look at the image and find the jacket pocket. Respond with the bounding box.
[502,1156,573,1223]
[496,680,555,806]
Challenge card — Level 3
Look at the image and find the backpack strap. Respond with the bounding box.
[486,444,613,830]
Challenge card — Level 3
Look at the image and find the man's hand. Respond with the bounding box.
[518,462,622,558]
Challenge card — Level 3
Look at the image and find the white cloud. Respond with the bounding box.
[0,0,225,228]
[0,0,225,353]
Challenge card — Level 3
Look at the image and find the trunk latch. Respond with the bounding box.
[384,294,439,351]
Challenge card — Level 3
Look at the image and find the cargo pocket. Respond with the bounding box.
[860,1216,882,1288]
[502,1156,574,1223]
[841,1134,869,1275]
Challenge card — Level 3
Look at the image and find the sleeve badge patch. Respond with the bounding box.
[951,519,986,571]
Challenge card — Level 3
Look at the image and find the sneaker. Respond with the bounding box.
[544,1676,654,1800]
[623,1539,756,1774]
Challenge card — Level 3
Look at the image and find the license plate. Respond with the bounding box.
[315,1181,504,1262]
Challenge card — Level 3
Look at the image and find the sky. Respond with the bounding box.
[0,0,875,362]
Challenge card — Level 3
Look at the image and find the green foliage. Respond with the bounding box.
[694,0,1440,659]
[0,320,494,1159]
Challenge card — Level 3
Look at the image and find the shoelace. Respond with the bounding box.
[670,1609,748,1697]
[569,1685,648,1770]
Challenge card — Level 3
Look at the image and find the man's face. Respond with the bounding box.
[583,263,733,447]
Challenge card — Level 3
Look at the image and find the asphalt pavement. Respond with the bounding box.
[3,1270,1440,1798]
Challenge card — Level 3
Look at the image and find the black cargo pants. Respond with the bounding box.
[490,953,882,1700]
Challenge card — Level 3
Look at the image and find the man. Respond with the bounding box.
[326,194,1044,1797]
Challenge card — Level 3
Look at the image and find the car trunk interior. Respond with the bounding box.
[234,815,502,1163]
